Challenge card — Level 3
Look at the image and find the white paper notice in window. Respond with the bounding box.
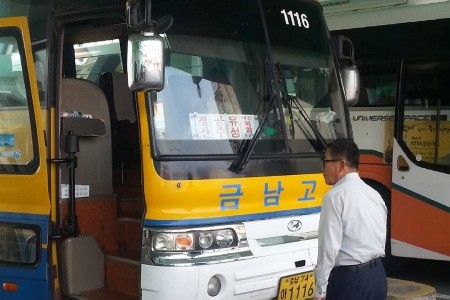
[190,113,259,140]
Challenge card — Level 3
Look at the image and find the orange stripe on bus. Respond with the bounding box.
[391,189,450,256]
[358,154,392,190]
[360,153,384,164]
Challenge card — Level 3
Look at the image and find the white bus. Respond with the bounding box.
[321,0,450,261]
[0,0,356,299]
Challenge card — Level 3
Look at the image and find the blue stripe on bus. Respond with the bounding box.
[0,212,49,222]
[144,206,321,227]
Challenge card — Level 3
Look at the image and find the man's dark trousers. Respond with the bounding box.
[326,257,387,300]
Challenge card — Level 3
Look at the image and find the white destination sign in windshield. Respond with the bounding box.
[189,113,259,140]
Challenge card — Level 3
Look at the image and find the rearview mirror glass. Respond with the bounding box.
[127,33,165,91]
[341,65,360,106]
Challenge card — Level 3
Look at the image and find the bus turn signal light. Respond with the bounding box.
[3,282,19,292]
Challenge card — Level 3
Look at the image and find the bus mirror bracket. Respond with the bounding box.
[47,131,80,238]
[332,35,354,64]
[63,131,79,237]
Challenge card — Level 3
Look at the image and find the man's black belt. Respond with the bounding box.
[334,257,383,272]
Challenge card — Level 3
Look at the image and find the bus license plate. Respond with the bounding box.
[277,271,315,300]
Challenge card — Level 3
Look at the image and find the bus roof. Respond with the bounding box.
[319,0,450,30]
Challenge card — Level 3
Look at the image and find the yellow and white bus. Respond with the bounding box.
[0,0,355,299]
[321,0,450,261]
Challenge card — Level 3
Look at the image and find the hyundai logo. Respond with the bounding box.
[287,220,302,232]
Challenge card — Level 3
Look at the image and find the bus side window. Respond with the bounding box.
[34,53,47,106]
[401,59,450,167]
[356,60,397,107]
[357,87,369,106]
[0,36,38,173]
[0,224,38,265]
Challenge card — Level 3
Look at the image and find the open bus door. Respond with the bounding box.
[390,59,450,261]
[0,17,51,299]
[391,135,450,260]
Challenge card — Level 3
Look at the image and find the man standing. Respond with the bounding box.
[314,139,387,300]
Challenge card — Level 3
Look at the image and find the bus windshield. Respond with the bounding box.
[0,0,48,42]
[149,0,348,157]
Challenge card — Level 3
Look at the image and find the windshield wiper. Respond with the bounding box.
[229,0,289,173]
[289,95,327,151]
[274,62,327,151]
[229,59,279,173]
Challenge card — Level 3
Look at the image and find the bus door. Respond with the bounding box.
[391,58,450,261]
[0,17,51,299]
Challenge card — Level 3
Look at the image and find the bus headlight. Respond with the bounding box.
[151,228,238,252]
[198,232,214,249]
[154,234,174,251]
[175,234,194,250]
[216,229,234,247]
[142,224,252,266]
[154,233,194,251]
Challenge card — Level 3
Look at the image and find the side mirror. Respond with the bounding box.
[341,65,360,106]
[127,33,165,92]
[332,35,360,106]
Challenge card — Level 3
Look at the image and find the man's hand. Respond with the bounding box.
[313,297,326,300]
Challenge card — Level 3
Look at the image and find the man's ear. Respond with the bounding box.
[339,160,349,173]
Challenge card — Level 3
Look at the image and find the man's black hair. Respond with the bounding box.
[327,139,359,169]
